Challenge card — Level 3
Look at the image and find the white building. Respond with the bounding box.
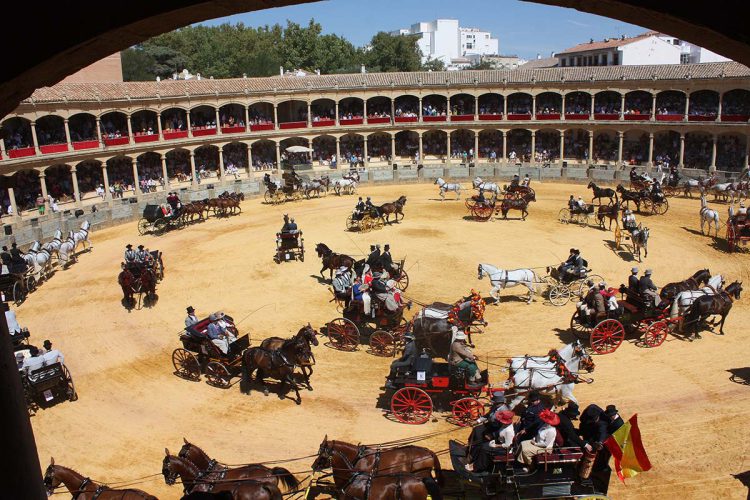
[654,33,731,64]
[390,19,498,70]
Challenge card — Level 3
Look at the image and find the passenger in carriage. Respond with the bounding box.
[449,330,482,383]
[364,244,381,274]
[379,244,397,278]
[371,272,400,312]
[521,174,531,188]
[579,404,608,453]
[556,402,585,449]
[575,197,587,211]
[124,244,137,265]
[214,311,237,336]
[567,195,577,212]
[738,202,747,216]
[185,306,199,328]
[166,192,182,215]
[135,244,151,264]
[21,344,65,373]
[280,214,299,234]
[604,405,625,435]
[385,333,417,386]
[365,196,380,217]
[351,275,371,317]
[622,209,638,233]
[638,269,660,306]
[518,409,559,471]
[353,196,366,218]
[602,286,623,317]
[332,266,353,309]
[650,181,664,201]
[1,245,12,271]
[628,267,640,294]
[515,391,544,442]
[668,165,680,186]
[465,409,516,472]
[207,313,236,355]
[9,243,28,274]
[559,248,582,282]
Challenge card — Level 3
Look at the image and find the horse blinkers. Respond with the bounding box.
[162,455,178,485]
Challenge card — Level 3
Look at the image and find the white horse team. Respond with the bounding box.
[15,220,92,283]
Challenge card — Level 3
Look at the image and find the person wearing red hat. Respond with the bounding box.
[466,410,516,473]
[518,408,560,469]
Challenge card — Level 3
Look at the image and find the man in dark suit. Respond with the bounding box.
[628,267,640,294]
[639,269,659,305]
[515,391,545,442]
[557,402,585,449]
[380,244,397,277]
[604,404,625,435]
[386,333,418,385]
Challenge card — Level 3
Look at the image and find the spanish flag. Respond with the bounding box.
[604,414,652,482]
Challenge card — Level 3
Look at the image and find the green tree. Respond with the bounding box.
[143,45,190,79]
[365,32,422,72]
[469,59,494,70]
[121,48,156,81]
[422,57,446,72]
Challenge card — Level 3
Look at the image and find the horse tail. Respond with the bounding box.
[670,293,681,319]
[270,467,299,492]
[240,350,251,394]
[429,451,444,487]
[421,477,443,500]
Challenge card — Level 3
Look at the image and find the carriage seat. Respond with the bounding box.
[533,447,583,466]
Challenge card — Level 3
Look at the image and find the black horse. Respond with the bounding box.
[259,324,318,390]
[683,281,742,339]
[240,337,311,404]
[314,243,358,280]
[616,184,645,212]
[412,300,486,359]
[660,269,712,303]
[588,181,617,205]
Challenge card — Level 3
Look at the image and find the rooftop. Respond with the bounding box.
[556,31,660,56]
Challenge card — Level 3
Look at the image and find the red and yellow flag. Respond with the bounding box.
[604,414,652,482]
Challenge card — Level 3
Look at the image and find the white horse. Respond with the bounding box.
[501,343,593,411]
[57,234,77,268]
[709,182,736,203]
[507,340,587,374]
[24,242,52,280]
[670,275,724,326]
[629,224,649,262]
[477,263,539,304]
[434,177,462,200]
[70,220,92,253]
[43,229,63,260]
[472,177,500,194]
[699,195,720,237]
[332,176,358,196]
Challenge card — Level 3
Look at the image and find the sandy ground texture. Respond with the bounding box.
[17,181,750,499]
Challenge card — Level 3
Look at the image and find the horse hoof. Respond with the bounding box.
[278,394,284,400]
[263,389,269,396]
[296,399,302,405]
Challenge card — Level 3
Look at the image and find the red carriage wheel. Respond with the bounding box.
[394,270,409,291]
[369,330,396,357]
[472,205,493,222]
[591,319,625,354]
[205,361,231,388]
[465,198,477,210]
[569,310,593,340]
[644,320,669,347]
[392,317,411,340]
[450,398,484,427]
[391,387,433,424]
[326,318,360,351]
[172,348,201,381]
[727,224,736,252]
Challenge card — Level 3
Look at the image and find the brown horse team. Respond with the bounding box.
[118,266,157,308]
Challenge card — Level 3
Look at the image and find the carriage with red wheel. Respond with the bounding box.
[325,297,410,357]
[569,287,676,354]
[171,314,250,388]
[726,212,750,252]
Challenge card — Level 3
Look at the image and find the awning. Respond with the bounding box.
[285,145,313,153]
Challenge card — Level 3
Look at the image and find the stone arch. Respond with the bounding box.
[338,97,363,120]
[248,102,274,129]
[716,132,747,171]
[251,140,276,171]
[507,129,531,160]
[563,128,590,160]
[535,128,560,160]
[165,148,191,183]
[394,95,419,118]
[684,132,713,169]
[622,129,650,165]
[223,142,248,171]
[624,90,652,116]
[194,144,220,177]
[100,111,129,141]
[277,99,308,125]
[132,109,159,136]
[688,90,719,119]
[478,93,503,116]
[450,129,474,158]
[367,132,391,161]
[312,135,336,164]
[340,133,364,159]
[423,130,447,157]
[655,90,686,116]
[106,155,135,194]
[11,169,41,212]
[565,91,591,117]
[450,93,475,116]
[219,103,245,129]
[44,164,74,203]
[135,151,163,190]
[478,130,502,159]
[35,115,66,145]
[653,130,681,166]
[721,89,750,119]
[507,93,532,115]
[190,105,217,133]
[311,98,335,122]
[160,107,187,133]
[75,159,103,199]
[68,112,97,142]
[366,96,391,120]
[395,130,418,158]
[1,116,33,153]
[594,91,621,117]
[593,129,618,162]
[536,92,562,116]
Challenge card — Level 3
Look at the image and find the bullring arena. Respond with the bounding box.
[2,63,750,500]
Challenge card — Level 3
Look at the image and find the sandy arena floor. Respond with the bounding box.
[19,181,750,499]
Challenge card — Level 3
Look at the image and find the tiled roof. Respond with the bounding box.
[518,57,559,70]
[24,62,750,105]
[556,32,655,55]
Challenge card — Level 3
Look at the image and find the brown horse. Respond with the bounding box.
[162,451,282,500]
[498,189,535,220]
[683,281,742,339]
[260,324,319,389]
[240,337,311,404]
[44,458,157,499]
[412,296,487,359]
[596,200,621,230]
[178,439,299,492]
[379,195,407,224]
[181,202,207,223]
[118,266,157,308]
[660,269,712,303]
[315,243,357,279]
[311,437,442,500]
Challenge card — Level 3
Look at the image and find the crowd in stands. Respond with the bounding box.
[564,131,589,160]
[35,121,66,146]
[565,93,590,115]
[593,134,617,161]
[684,134,712,168]
[717,135,747,170]
[535,132,559,162]
[478,100,502,115]
[219,111,245,129]
[190,111,217,131]
[69,117,97,142]
[722,93,750,115]
[368,135,391,161]
[594,93,621,114]
[507,96,532,114]
[423,133,447,157]
[338,103,364,120]
[252,142,276,170]
[248,108,273,125]
[536,95,561,115]
[450,96,474,116]
[653,133,679,164]
[161,112,186,133]
[655,93,685,115]
[133,114,159,136]
[394,106,418,118]
[623,93,652,115]
[3,122,33,150]
[688,92,719,116]
[623,133,649,164]
[422,103,447,117]
[101,115,127,139]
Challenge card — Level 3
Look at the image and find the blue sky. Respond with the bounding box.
[200,0,647,60]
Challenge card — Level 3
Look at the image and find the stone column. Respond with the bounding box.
[679,133,686,168]
[745,136,750,170]
[126,115,134,144]
[620,94,626,120]
[273,104,279,129]
[7,187,19,220]
[156,113,163,139]
[190,151,197,186]
[335,138,341,168]
[161,154,170,189]
[418,97,423,122]
[30,122,41,154]
[651,93,657,121]
[390,98,395,124]
[588,130,594,163]
[684,94,690,121]
[132,160,141,197]
[418,132,423,162]
[363,137,369,167]
[589,94,595,119]
[617,131,624,164]
[561,94,566,120]
[363,99,368,122]
[70,167,81,207]
[446,132,451,164]
[244,106,250,131]
[38,172,49,211]
[530,131,536,164]
[717,94,723,122]
[474,95,479,121]
[335,101,340,126]
[186,111,193,138]
[531,95,537,119]
[647,132,654,167]
[63,119,72,147]
[0,136,5,158]
[503,96,507,117]
[247,143,253,173]
[216,108,222,134]
[101,163,111,201]
[390,134,396,162]
[218,148,225,180]
[559,131,565,162]
[95,118,103,147]
[307,102,312,127]
[710,135,717,168]
[502,130,507,162]
[446,97,451,120]
[474,133,479,163]
[275,142,281,174]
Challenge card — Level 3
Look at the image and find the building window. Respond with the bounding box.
[612,52,619,65]
[600,54,607,65]
[466,43,473,49]
[680,53,690,64]
[560,59,566,67]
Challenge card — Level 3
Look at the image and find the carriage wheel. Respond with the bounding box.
[346,214,357,232]
[172,348,201,381]
[548,285,570,306]
[205,361,232,388]
[644,320,669,348]
[570,310,593,340]
[391,387,433,424]
[13,281,26,305]
[263,191,274,204]
[394,270,409,291]
[63,366,78,402]
[655,199,669,215]
[727,224,737,252]
[153,218,168,235]
[591,319,626,354]
[392,317,411,341]
[642,198,653,214]
[465,198,476,210]
[369,330,396,357]
[25,275,37,293]
[576,275,603,297]
[274,192,286,205]
[558,208,571,224]
[451,398,484,427]
[614,226,622,248]
[327,318,360,351]
[472,205,493,222]
[137,218,151,235]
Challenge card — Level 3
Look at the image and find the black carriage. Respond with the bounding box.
[325,299,410,357]
[0,270,34,305]
[504,184,535,200]
[569,288,674,354]
[558,205,595,226]
[137,204,184,235]
[171,315,250,388]
[264,172,305,204]
[543,264,603,307]
[275,231,305,263]
[726,212,750,252]
[448,439,611,499]
[641,192,669,215]
[19,358,77,415]
[382,352,490,425]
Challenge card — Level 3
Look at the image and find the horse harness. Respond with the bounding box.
[71,477,112,500]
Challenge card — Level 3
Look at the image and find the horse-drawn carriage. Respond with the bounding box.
[325,297,410,356]
[274,230,305,263]
[726,211,750,252]
[264,171,305,204]
[172,314,250,388]
[17,353,77,415]
[0,269,34,304]
[613,224,649,262]
[138,204,184,235]
[543,265,603,307]
[467,189,536,222]
[569,288,675,354]
[558,204,595,226]
[346,208,384,232]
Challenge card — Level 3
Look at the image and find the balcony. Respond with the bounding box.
[250,123,274,132]
[655,114,683,122]
[688,115,717,122]
[40,143,69,154]
[394,116,418,123]
[478,113,502,121]
[312,119,336,128]
[422,115,447,122]
[721,114,750,122]
[594,113,620,120]
[279,121,308,130]
[450,114,474,122]
[536,113,561,120]
[507,113,531,120]
[221,126,246,134]
[72,140,99,150]
[7,147,36,159]
[134,133,160,143]
[339,118,364,126]
[367,117,391,124]
[163,131,188,140]
[624,113,650,121]
[565,114,589,120]
[103,136,129,146]
[192,127,217,137]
